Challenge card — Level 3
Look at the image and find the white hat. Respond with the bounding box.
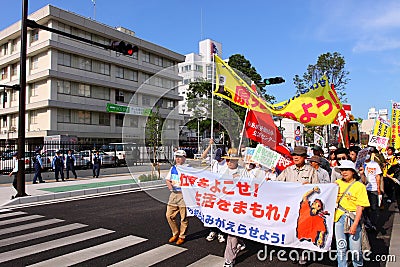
[174,150,186,157]
[334,160,357,173]
[329,146,337,150]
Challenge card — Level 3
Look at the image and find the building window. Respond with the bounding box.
[57,80,71,95]
[2,115,7,127]
[58,52,71,67]
[30,83,39,97]
[57,109,71,123]
[30,29,39,43]
[99,113,110,126]
[1,67,8,80]
[11,63,18,77]
[142,95,151,106]
[143,51,150,63]
[72,110,91,124]
[116,66,124,78]
[11,91,17,101]
[2,43,8,56]
[129,116,139,128]
[11,39,18,53]
[93,86,110,100]
[116,114,124,127]
[30,110,38,124]
[31,56,39,70]
[116,90,124,102]
[131,93,138,105]
[10,114,17,128]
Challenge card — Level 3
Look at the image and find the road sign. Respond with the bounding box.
[295,129,300,135]
[295,136,301,141]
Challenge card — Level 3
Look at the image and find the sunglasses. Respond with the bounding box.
[337,156,347,160]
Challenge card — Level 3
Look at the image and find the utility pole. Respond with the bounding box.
[16,0,28,197]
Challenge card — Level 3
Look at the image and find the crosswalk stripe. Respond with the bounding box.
[0,209,12,213]
[0,228,114,263]
[187,255,226,267]
[109,244,187,266]
[0,219,64,236]
[27,235,147,267]
[0,211,27,219]
[0,215,44,226]
[0,223,87,247]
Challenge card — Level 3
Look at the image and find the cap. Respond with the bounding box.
[35,147,42,153]
[291,146,307,156]
[222,148,241,160]
[13,152,18,157]
[308,155,321,164]
[334,160,357,173]
[174,150,186,157]
[329,146,337,151]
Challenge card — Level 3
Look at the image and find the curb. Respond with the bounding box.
[2,179,166,207]
[387,205,400,266]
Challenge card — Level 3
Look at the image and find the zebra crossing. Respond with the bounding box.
[0,208,225,266]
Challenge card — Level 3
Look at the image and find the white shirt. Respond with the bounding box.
[365,160,382,192]
[211,159,228,174]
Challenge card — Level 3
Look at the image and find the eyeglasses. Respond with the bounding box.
[337,156,347,160]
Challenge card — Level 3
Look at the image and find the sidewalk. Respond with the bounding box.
[0,168,169,207]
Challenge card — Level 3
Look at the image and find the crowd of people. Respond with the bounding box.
[164,140,400,267]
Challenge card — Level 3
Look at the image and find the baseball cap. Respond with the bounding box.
[174,150,186,157]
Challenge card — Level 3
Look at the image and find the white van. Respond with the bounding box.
[101,143,137,166]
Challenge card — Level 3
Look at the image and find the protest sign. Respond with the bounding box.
[355,148,370,169]
[368,135,389,150]
[179,166,338,252]
[252,144,281,169]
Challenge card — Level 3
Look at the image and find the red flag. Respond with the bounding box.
[244,110,293,170]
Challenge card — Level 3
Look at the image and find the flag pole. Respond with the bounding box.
[238,108,249,155]
[210,53,215,167]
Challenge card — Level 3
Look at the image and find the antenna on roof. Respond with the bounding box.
[200,8,203,40]
[91,0,96,20]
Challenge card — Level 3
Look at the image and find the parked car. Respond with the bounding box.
[79,150,116,168]
[0,151,36,173]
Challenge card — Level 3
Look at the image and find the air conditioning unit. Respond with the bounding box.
[2,130,7,134]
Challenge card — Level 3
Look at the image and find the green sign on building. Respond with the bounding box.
[106,103,130,113]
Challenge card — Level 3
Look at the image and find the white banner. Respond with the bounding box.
[178,166,338,252]
[368,135,389,150]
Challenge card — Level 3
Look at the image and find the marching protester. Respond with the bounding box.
[52,150,65,182]
[328,150,337,167]
[92,150,102,178]
[363,148,382,231]
[276,146,319,265]
[221,148,246,267]
[383,146,398,203]
[65,149,78,179]
[201,139,227,243]
[312,145,332,176]
[330,148,350,183]
[349,145,361,163]
[309,155,330,184]
[8,152,18,198]
[165,149,189,245]
[32,147,45,184]
[334,160,370,267]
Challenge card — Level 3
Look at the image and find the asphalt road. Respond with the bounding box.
[0,188,396,266]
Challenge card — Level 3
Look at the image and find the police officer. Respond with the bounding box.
[65,149,78,179]
[92,150,102,178]
[52,150,65,182]
[32,147,45,184]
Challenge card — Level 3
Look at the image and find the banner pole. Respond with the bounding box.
[210,54,215,167]
[238,108,249,155]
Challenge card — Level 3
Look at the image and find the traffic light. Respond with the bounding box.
[110,41,138,56]
[263,77,285,85]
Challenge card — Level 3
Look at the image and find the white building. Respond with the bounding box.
[367,107,388,121]
[178,39,222,115]
[0,5,184,146]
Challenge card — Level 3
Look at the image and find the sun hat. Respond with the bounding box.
[222,148,241,160]
[308,155,321,164]
[174,150,186,157]
[334,160,357,173]
[291,146,308,156]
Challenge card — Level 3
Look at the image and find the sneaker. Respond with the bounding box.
[32,181,38,184]
[223,260,234,267]
[237,243,246,251]
[217,233,225,243]
[39,181,45,183]
[206,231,216,241]
[176,238,185,245]
[168,235,179,243]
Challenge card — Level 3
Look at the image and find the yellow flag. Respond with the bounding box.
[391,102,400,148]
[214,55,342,126]
[373,117,391,139]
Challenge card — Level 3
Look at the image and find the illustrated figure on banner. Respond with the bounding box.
[296,186,329,249]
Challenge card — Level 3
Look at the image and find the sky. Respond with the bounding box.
[1,0,399,119]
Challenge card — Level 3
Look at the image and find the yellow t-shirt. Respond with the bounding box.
[334,179,370,222]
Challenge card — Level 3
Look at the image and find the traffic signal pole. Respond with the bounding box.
[16,0,28,197]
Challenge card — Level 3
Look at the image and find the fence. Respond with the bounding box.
[0,140,174,174]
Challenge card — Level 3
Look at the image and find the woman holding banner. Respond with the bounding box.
[222,148,246,267]
[334,160,370,267]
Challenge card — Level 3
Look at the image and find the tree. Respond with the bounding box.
[145,108,162,177]
[293,52,350,102]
